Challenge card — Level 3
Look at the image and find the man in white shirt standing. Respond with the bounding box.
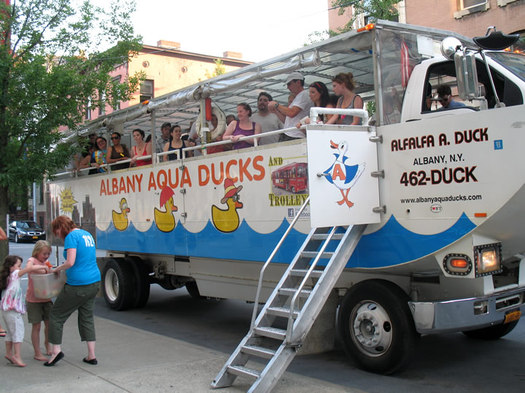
[251,92,283,145]
[268,72,312,141]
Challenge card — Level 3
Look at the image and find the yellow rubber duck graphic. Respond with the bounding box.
[154,186,178,233]
[112,198,130,231]
[212,178,243,233]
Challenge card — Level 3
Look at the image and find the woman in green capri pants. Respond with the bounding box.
[44,216,100,367]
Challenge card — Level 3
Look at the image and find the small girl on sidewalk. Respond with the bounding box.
[0,255,41,367]
[26,241,53,361]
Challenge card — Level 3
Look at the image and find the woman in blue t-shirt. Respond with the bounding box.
[44,216,101,367]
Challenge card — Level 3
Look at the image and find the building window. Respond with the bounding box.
[140,79,154,103]
[112,76,121,110]
[455,0,490,18]
[460,0,487,10]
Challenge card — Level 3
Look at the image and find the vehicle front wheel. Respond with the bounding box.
[14,233,20,243]
[102,258,135,311]
[338,280,419,374]
[463,320,519,340]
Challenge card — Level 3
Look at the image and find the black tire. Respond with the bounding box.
[463,320,519,340]
[185,281,203,299]
[128,256,151,308]
[102,258,135,311]
[338,280,419,374]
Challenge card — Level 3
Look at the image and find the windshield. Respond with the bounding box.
[21,221,41,230]
[488,52,525,82]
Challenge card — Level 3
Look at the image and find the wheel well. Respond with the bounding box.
[339,279,410,302]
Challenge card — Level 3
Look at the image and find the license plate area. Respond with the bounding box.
[504,310,521,324]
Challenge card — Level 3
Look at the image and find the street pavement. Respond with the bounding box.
[0,311,358,393]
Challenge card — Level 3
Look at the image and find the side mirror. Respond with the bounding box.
[440,37,462,60]
[441,37,479,101]
[454,51,479,101]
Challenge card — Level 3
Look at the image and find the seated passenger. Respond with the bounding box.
[106,132,131,170]
[163,124,195,161]
[296,81,330,127]
[222,103,261,150]
[80,136,107,173]
[206,113,227,154]
[436,84,466,109]
[225,114,236,125]
[130,129,152,167]
[325,72,363,125]
[251,92,283,145]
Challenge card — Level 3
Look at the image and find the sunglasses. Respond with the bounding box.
[111,136,120,140]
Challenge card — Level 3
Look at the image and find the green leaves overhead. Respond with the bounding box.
[0,0,143,189]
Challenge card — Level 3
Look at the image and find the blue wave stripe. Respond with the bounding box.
[96,213,476,269]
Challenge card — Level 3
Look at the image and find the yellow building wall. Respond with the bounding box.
[127,51,247,106]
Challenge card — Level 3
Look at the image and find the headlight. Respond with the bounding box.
[474,243,502,277]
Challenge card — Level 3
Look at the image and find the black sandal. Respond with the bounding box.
[83,357,98,365]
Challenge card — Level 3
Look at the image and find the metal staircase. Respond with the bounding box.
[212,198,365,392]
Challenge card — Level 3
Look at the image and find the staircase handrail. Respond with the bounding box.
[286,226,339,342]
[250,196,311,328]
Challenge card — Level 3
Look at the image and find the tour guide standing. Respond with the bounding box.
[44,216,101,367]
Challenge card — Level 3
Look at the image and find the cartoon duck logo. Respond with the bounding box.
[112,198,130,231]
[154,186,178,233]
[211,178,243,233]
[323,140,365,207]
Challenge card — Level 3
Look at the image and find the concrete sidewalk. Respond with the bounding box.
[1,315,355,393]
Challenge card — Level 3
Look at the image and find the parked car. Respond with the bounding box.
[9,220,46,243]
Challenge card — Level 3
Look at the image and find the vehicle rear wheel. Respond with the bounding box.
[102,258,135,311]
[462,320,519,340]
[338,280,419,374]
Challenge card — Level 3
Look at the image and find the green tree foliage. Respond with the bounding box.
[331,0,400,34]
[0,0,143,257]
[205,58,227,79]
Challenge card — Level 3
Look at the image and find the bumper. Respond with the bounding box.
[409,286,525,334]
[18,233,46,241]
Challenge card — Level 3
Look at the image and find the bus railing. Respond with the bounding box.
[50,107,369,180]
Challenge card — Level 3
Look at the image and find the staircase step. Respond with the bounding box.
[241,344,276,359]
[278,287,312,297]
[289,269,323,278]
[301,250,334,259]
[311,233,344,241]
[227,365,260,379]
[254,326,286,340]
[267,306,299,318]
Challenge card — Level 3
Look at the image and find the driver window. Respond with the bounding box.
[422,59,522,113]
[422,62,468,112]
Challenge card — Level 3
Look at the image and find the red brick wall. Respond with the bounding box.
[404,0,525,36]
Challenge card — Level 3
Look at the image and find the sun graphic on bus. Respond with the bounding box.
[59,187,77,213]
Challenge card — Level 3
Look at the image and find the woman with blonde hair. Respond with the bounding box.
[26,240,53,361]
[325,72,363,125]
